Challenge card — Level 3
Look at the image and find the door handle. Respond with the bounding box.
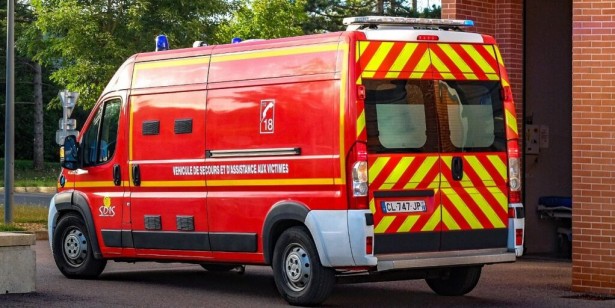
[452,157,463,181]
[113,164,121,186]
[132,164,141,186]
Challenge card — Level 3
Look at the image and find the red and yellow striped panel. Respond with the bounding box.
[369,154,508,234]
[356,41,500,83]
[440,155,508,232]
[368,155,441,234]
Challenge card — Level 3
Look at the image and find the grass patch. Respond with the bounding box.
[0,205,48,231]
[0,159,60,187]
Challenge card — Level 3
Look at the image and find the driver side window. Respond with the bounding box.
[82,99,121,166]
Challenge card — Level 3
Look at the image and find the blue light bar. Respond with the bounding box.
[343,16,475,28]
[155,34,169,51]
[464,20,475,27]
[231,37,242,44]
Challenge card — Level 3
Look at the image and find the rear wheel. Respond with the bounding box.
[272,226,335,306]
[426,266,482,296]
[52,213,107,279]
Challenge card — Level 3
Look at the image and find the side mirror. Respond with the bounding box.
[61,135,81,170]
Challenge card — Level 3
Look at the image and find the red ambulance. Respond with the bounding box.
[49,16,525,306]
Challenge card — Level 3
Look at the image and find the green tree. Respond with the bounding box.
[27,0,234,109]
[215,0,307,43]
[304,0,441,33]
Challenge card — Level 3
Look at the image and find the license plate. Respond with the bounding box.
[381,200,427,213]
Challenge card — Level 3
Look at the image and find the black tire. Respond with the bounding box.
[52,213,107,279]
[200,264,240,272]
[426,266,482,296]
[272,226,335,306]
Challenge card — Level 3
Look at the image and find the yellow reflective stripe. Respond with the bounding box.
[358,42,369,61]
[362,71,376,78]
[465,187,506,228]
[369,157,390,183]
[134,56,210,71]
[380,157,414,190]
[494,46,505,66]
[439,44,472,72]
[441,206,461,230]
[375,216,396,233]
[414,52,432,74]
[422,205,442,231]
[389,43,418,71]
[356,109,366,138]
[442,188,483,229]
[339,42,349,184]
[404,156,438,189]
[429,53,450,75]
[397,215,420,232]
[506,109,518,134]
[208,178,332,187]
[488,186,508,212]
[487,155,507,181]
[385,71,401,79]
[211,43,339,63]
[465,155,495,186]
[141,180,205,187]
[365,42,394,71]
[74,181,117,188]
[369,198,376,213]
[486,74,500,81]
[462,45,497,74]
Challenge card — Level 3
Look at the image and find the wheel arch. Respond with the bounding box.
[262,202,310,265]
[53,191,103,259]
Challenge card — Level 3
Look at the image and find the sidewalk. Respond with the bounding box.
[0,187,56,193]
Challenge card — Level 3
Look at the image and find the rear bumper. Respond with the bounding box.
[376,248,515,271]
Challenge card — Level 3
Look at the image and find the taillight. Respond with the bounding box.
[508,141,521,203]
[366,236,373,255]
[515,229,523,246]
[508,207,516,218]
[352,161,368,197]
[348,142,369,209]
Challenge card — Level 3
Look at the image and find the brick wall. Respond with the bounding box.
[571,0,615,295]
[441,0,524,134]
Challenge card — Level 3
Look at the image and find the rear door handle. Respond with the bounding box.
[452,157,463,181]
[132,164,141,186]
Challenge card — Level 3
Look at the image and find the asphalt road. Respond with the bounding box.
[0,192,53,207]
[1,241,613,307]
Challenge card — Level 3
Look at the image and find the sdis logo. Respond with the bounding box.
[99,196,116,217]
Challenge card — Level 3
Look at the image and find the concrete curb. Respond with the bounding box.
[10,231,48,241]
[0,187,56,193]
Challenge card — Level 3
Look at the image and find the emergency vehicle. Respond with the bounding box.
[49,16,525,306]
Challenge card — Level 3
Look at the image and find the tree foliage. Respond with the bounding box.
[215,0,308,43]
[27,0,234,108]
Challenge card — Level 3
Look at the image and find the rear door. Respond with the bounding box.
[357,41,443,254]
[429,43,509,250]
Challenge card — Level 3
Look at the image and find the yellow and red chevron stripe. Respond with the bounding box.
[356,41,500,83]
[369,154,508,234]
[494,45,520,139]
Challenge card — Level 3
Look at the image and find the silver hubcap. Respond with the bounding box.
[63,228,87,267]
[283,244,311,292]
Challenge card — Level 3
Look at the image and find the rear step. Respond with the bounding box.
[376,248,515,271]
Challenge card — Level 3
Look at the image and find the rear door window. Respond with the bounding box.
[364,79,505,153]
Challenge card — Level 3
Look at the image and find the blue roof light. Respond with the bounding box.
[231,37,242,44]
[464,20,475,27]
[155,34,169,51]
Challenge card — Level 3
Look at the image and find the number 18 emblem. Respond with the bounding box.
[260,99,275,134]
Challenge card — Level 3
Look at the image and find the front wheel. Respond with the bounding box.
[272,226,335,306]
[426,266,482,296]
[52,213,107,278]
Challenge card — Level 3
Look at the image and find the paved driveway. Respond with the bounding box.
[2,240,613,307]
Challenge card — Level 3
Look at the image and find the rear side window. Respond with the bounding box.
[364,79,505,154]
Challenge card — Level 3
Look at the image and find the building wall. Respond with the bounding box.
[571,0,615,295]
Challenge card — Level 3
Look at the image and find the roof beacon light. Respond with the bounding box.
[343,16,474,29]
[231,37,242,44]
[155,34,169,51]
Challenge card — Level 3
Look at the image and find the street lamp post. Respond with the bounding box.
[4,0,15,224]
